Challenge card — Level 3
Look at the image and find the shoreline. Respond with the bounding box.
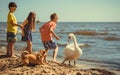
[0,46,120,75]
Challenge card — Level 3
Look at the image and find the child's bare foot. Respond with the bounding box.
[10,55,17,58]
[51,59,60,64]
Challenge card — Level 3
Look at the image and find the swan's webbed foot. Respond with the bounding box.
[61,59,67,65]
[69,60,71,66]
[74,60,76,65]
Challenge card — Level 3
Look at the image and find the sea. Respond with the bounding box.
[0,22,120,69]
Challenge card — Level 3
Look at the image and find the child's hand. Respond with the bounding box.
[56,36,60,40]
[19,24,24,29]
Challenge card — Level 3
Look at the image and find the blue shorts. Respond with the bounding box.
[7,32,17,42]
[42,40,57,50]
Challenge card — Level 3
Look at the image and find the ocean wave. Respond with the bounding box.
[79,59,102,63]
[0,29,22,34]
[58,30,118,36]
[57,43,67,47]
[104,36,120,41]
[79,59,120,69]
[66,30,109,36]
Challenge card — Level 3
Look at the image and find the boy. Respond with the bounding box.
[39,13,60,63]
[7,2,22,57]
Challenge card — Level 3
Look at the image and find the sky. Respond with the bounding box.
[0,0,120,22]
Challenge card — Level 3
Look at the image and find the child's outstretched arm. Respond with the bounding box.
[11,20,23,28]
[50,28,60,40]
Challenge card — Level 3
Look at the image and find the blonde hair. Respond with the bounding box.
[27,12,36,31]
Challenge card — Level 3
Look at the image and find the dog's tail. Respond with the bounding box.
[21,51,29,59]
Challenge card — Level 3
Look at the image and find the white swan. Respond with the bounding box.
[61,33,83,65]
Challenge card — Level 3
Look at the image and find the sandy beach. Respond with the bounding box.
[0,46,120,75]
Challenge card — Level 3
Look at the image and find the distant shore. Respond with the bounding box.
[0,46,120,75]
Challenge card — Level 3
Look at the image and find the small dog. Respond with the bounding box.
[21,50,47,65]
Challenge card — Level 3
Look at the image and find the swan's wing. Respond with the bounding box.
[78,43,89,47]
[78,43,85,46]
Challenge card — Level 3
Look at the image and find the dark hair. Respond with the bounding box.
[27,12,36,31]
[8,2,17,9]
[50,13,57,20]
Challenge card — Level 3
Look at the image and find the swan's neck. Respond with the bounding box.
[72,35,78,47]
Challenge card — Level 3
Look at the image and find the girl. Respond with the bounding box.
[21,12,36,54]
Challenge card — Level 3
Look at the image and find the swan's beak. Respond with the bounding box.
[68,36,71,42]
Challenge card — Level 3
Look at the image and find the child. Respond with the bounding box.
[39,13,60,63]
[7,2,23,57]
[21,12,36,54]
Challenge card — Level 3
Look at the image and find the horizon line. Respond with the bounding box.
[0,21,120,23]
